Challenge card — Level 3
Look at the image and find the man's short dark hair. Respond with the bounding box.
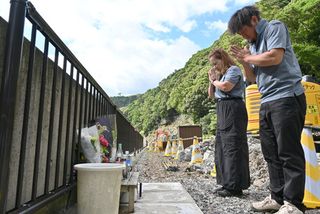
[228,6,261,34]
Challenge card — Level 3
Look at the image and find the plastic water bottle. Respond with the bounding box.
[125,151,132,174]
[122,151,128,179]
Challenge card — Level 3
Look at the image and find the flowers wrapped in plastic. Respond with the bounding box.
[80,126,101,163]
[80,117,114,163]
[96,123,110,163]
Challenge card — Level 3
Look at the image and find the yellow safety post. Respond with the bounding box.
[245,81,320,133]
[301,127,320,208]
[190,136,203,164]
[302,82,320,126]
[245,84,261,133]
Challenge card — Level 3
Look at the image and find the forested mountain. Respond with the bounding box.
[124,0,320,136]
[111,94,140,108]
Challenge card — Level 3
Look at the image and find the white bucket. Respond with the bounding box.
[74,163,124,214]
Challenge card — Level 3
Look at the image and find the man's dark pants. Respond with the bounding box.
[259,93,306,211]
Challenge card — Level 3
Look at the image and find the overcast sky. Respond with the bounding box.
[0,0,255,96]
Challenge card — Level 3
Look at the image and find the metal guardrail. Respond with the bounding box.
[0,1,143,213]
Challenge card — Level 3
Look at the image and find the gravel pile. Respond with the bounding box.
[133,137,320,214]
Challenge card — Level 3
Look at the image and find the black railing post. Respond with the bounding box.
[16,23,37,209]
[0,0,27,212]
[32,37,49,200]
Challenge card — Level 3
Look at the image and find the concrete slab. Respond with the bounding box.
[142,183,185,192]
[134,203,203,214]
[135,183,203,214]
[138,190,194,203]
[66,182,203,214]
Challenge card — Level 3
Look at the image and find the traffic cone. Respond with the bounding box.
[301,127,320,208]
[157,140,163,151]
[148,142,154,152]
[210,164,216,177]
[190,136,203,164]
[154,143,160,152]
[171,140,178,157]
[174,139,184,160]
[164,141,172,157]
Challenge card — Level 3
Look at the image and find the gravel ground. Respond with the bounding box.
[133,138,320,214]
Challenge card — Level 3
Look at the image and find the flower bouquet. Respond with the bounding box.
[80,126,101,163]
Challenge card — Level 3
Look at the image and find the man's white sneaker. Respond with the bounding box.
[275,201,303,214]
[251,195,282,212]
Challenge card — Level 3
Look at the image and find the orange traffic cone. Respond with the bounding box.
[301,127,320,208]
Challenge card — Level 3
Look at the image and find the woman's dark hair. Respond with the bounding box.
[228,6,261,34]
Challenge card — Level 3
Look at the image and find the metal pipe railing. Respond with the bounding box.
[32,37,49,200]
[54,56,67,189]
[15,23,37,209]
[63,65,74,186]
